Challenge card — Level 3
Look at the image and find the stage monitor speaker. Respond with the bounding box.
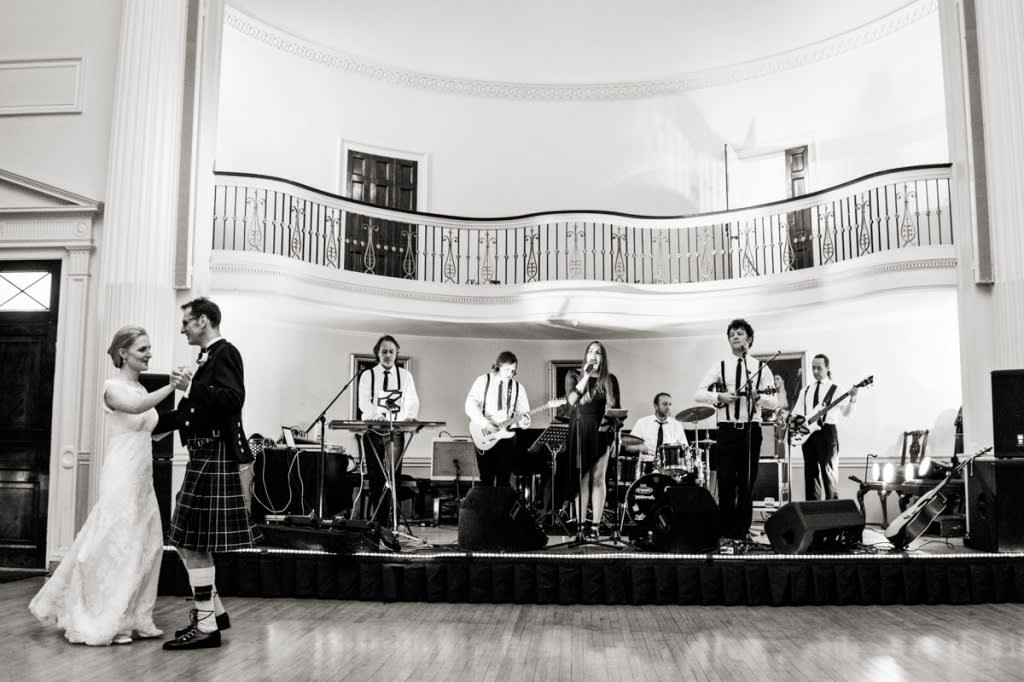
[992,369,1024,458]
[764,499,864,554]
[649,485,721,553]
[964,458,1024,552]
[457,487,547,551]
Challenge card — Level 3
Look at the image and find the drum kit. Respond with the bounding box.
[614,405,718,530]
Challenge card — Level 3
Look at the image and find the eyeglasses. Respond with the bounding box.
[181,315,201,329]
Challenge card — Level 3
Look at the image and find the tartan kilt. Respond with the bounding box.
[169,439,262,551]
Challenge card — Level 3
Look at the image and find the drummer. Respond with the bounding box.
[624,392,688,459]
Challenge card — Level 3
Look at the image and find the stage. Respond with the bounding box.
[156,522,1024,607]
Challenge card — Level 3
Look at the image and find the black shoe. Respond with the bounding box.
[163,627,221,650]
[175,611,230,638]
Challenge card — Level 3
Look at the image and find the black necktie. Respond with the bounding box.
[734,358,743,420]
[383,369,391,391]
[497,381,504,411]
[813,381,821,408]
[656,421,665,451]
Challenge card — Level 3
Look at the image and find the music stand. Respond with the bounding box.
[528,423,570,535]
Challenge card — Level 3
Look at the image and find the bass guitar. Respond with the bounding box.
[470,398,566,452]
[788,376,873,446]
[884,446,991,550]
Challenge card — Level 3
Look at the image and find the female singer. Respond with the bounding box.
[564,341,620,539]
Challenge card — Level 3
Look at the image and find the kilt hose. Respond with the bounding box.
[169,439,262,552]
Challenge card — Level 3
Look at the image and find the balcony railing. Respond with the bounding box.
[212,164,952,285]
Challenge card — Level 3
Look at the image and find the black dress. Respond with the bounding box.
[552,372,619,509]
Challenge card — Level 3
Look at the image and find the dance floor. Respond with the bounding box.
[11,575,1024,681]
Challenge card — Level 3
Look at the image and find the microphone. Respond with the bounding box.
[583,362,596,374]
[848,475,864,484]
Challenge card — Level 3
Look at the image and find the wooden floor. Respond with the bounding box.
[8,577,1024,681]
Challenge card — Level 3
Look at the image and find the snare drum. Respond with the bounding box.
[658,444,698,483]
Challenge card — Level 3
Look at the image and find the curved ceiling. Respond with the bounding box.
[227,0,919,85]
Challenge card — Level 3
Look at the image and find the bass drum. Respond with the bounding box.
[625,473,678,526]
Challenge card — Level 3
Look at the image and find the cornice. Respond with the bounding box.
[224,0,937,102]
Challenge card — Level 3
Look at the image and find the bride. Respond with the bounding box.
[30,325,179,645]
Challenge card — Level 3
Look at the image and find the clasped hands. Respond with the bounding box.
[170,366,194,390]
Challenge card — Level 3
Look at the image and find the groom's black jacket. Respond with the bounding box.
[155,339,254,464]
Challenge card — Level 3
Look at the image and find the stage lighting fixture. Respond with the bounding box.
[871,462,881,481]
[904,462,917,481]
[916,456,953,480]
[882,462,896,483]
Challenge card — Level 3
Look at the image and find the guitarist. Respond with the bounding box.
[695,319,778,540]
[789,354,858,501]
[464,351,531,487]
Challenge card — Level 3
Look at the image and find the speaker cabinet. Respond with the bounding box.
[650,485,721,553]
[965,458,1024,551]
[992,369,1024,458]
[141,373,174,536]
[764,499,864,554]
[458,487,547,551]
[752,460,785,506]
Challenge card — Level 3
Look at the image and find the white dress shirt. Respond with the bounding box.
[358,364,420,421]
[695,355,779,423]
[464,373,530,429]
[630,414,688,455]
[790,378,855,425]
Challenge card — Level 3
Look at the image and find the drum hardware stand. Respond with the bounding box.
[602,410,636,548]
[304,367,361,521]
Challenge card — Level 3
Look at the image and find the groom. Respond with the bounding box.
[160,297,260,650]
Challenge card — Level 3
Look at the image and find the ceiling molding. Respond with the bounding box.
[224,0,937,102]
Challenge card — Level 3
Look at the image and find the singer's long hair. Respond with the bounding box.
[581,340,615,403]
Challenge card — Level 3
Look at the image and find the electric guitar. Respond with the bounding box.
[884,446,991,550]
[470,398,567,452]
[788,376,873,446]
[709,383,777,409]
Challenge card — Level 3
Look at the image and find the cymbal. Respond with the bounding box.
[694,439,717,446]
[553,415,569,423]
[620,433,644,446]
[675,405,716,423]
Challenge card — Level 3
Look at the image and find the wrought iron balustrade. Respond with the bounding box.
[211,164,952,285]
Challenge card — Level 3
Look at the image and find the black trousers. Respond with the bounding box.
[714,423,763,539]
[476,435,518,487]
[362,431,406,520]
[801,424,839,501]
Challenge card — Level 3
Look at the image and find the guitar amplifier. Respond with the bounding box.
[432,439,479,481]
[752,459,787,508]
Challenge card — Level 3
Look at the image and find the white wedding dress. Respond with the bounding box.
[30,379,165,645]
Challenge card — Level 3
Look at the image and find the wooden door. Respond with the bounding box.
[0,261,60,568]
[786,146,814,270]
[345,150,418,279]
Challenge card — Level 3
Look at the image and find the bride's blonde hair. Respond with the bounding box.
[106,325,148,368]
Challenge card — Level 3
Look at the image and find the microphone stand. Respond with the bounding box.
[304,368,362,521]
[740,350,780,539]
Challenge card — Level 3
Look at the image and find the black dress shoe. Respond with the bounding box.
[163,626,222,651]
[175,612,230,638]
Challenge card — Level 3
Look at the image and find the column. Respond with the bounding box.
[90,0,189,503]
[940,0,1024,453]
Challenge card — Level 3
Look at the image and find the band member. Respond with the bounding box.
[695,319,777,540]
[789,354,858,500]
[162,297,261,650]
[357,335,420,519]
[625,392,688,458]
[465,351,531,487]
[561,341,620,539]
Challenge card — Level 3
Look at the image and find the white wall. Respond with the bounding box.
[215,285,961,505]
[216,11,947,216]
[0,0,122,200]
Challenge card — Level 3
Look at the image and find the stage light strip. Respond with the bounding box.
[162,546,1024,560]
